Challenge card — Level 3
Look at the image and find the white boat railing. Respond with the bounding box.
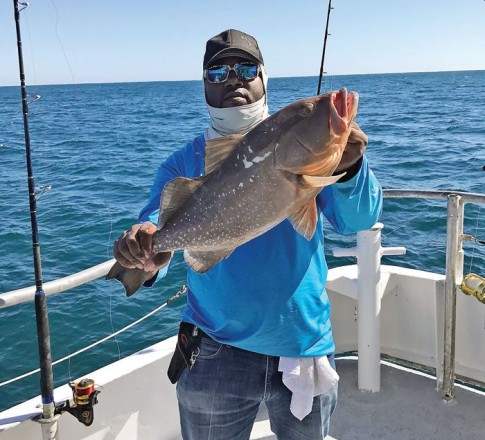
[0,189,484,400]
[0,259,116,309]
[383,189,485,399]
[2,189,483,309]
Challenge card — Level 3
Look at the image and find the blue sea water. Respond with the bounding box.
[0,71,484,411]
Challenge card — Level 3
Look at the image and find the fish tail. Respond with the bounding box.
[106,261,149,297]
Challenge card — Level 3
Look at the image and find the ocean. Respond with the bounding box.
[0,71,484,411]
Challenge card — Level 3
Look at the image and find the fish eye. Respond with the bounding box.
[300,102,316,116]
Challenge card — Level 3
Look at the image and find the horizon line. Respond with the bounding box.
[0,68,483,88]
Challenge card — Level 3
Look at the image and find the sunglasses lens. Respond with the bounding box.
[206,63,259,83]
[234,63,258,80]
[206,66,230,83]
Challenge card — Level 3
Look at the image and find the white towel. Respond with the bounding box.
[278,356,339,420]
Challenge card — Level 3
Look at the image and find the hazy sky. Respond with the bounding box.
[1,0,484,86]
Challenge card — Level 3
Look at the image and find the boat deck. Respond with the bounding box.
[251,358,485,440]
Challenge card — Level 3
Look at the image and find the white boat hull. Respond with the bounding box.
[1,265,484,439]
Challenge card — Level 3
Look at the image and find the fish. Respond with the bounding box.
[108,88,360,296]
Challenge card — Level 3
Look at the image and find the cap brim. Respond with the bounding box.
[204,48,262,69]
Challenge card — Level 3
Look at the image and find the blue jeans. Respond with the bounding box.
[177,336,338,440]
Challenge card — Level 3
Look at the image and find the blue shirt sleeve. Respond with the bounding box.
[317,155,382,235]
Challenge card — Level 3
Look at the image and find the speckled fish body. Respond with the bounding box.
[108,88,359,295]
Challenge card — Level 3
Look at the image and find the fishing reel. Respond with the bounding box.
[461,273,485,304]
[55,378,100,426]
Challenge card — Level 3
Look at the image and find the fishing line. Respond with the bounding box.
[382,159,479,241]
[109,290,122,361]
[49,0,75,83]
[104,209,121,362]
[0,285,187,388]
[101,184,122,360]
[103,191,115,261]
[382,164,485,277]
[35,184,51,200]
[319,73,334,94]
[24,7,38,87]
[46,0,124,363]
[39,0,123,365]
[15,3,43,161]
[15,0,121,392]
[467,175,485,275]
[382,199,440,240]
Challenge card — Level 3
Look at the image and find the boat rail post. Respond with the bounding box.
[333,222,405,392]
[442,194,464,401]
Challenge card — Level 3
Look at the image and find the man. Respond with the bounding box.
[112,29,382,439]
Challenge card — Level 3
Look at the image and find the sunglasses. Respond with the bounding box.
[204,63,260,84]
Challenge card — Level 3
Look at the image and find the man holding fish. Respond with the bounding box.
[110,29,382,439]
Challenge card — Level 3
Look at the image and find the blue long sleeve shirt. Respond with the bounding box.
[139,134,382,357]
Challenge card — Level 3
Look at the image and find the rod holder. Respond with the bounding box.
[333,222,406,392]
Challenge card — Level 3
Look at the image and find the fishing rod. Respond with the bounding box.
[12,0,55,423]
[12,3,100,432]
[317,0,333,95]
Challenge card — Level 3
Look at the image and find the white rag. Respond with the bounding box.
[278,356,339,420]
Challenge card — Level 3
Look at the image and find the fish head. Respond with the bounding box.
[274,88,359,176]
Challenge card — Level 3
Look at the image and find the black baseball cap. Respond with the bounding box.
[203,29,264,69]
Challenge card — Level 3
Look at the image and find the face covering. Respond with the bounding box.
[204,66,269,140]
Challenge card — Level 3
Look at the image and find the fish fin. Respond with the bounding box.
[184,248,235,273]
[288,200,318,240]
[106,261,149,297]
[158,177,206,228]
[302,172,346,188]
[159,133,243,227]
[204,134,244,175]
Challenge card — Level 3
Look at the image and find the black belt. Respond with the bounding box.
[181,321,208,339]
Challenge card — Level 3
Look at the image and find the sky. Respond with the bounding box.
[1,0,484,86]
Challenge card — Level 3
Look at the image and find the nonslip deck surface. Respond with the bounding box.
[251,358,485,440]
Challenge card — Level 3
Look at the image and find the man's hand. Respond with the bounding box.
[334,121,368,177]
[113,222,173,273]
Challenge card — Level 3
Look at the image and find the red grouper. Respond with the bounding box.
[108,88,360,296]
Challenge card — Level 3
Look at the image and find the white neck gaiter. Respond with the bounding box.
[204,66,269,141]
